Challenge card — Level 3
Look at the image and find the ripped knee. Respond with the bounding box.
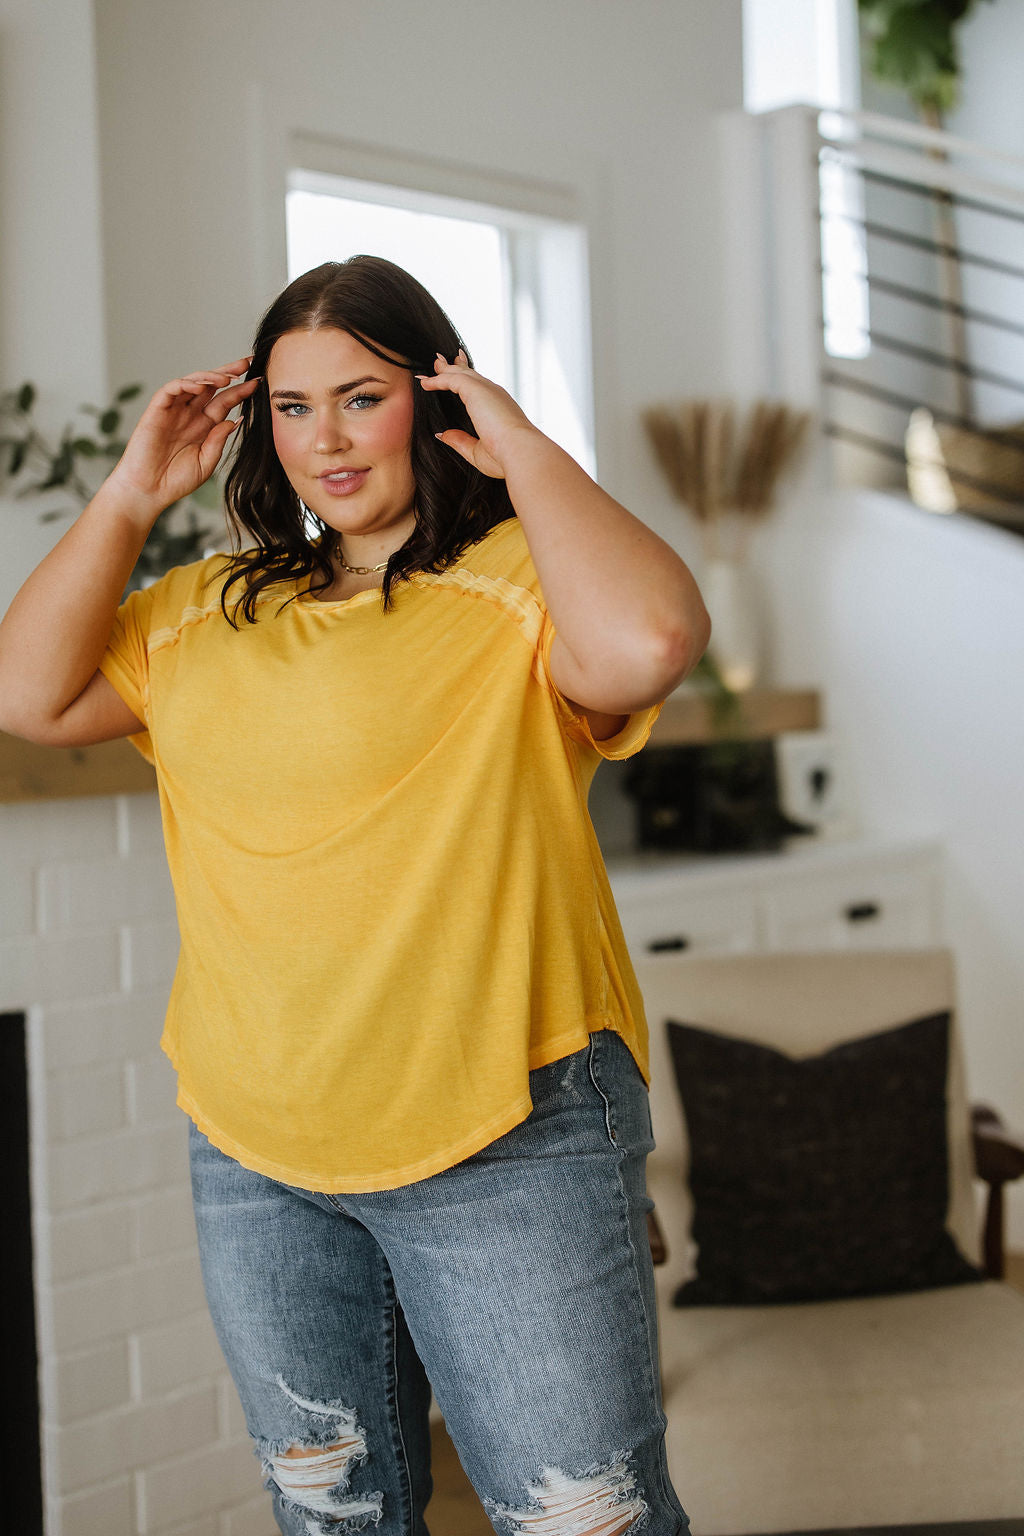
[484,1457,650,1536]
[260,1376,383,1531]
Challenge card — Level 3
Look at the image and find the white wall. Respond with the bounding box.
[0,0,109,614]
[0,0,106,392]
[92,0,742,577]
[951,0,1024,152]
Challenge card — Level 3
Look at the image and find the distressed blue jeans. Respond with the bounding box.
[188,1027,689,1535]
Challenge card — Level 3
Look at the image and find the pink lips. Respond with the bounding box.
[318,468,370,497]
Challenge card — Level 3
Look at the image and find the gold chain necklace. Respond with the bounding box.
[338,557,388,574]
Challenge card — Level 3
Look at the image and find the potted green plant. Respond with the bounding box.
[858,0,992,124]
[0,380,225,590]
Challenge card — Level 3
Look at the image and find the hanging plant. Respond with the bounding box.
[858,0,993,119]
[857,0,1024,527]
[857,0,994,424]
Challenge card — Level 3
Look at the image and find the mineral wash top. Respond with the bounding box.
[99,516,662,1191]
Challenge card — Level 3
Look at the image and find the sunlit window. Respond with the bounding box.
[744,0,870,359]
[286,173,595,474]
[818,135,871,360]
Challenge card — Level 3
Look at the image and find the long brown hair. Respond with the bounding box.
[218,256,515,624]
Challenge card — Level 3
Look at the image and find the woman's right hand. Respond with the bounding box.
[105,356,260,523]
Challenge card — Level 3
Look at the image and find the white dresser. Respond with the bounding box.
[606,834,945,962]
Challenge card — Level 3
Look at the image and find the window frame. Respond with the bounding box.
[284,136,595,474]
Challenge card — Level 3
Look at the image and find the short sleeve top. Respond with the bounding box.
[99,516,662,1191]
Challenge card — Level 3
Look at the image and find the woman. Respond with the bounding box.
[0,256,709,1536]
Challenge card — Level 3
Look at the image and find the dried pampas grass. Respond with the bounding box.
[643,398,810,557]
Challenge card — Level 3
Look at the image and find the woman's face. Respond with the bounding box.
[266,326,418,553]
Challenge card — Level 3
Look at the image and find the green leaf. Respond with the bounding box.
[50,442,73,482]
[9,440,27,475]
[858,0,994,115]
[72,437,99,457]
[103,440,127,458]
[17,382,36,413]
[116,383,143,402]
[99,408,121,435]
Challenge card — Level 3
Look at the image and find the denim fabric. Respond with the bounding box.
[189,1028,689,1535]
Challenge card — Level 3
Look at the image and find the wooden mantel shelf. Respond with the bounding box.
[649,687,821,746]
[0,733,156,804]
[0,689,822,804]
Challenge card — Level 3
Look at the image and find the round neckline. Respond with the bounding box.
[290,520,518,608]
[296,584,383,609]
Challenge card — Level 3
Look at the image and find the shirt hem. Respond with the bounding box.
[174,1079,535,1193]
[164,1014,648,1193]
[527,1018,651,1087]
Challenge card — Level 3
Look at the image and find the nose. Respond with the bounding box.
[313,410,352,455]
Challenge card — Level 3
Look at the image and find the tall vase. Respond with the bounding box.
[702,552,764,693]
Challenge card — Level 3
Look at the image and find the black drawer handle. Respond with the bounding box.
[845,901,881,923]
[647,935,691,953]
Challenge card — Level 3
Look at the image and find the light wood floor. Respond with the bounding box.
[424,1254,1024,1536]
[425,1419,495,1536]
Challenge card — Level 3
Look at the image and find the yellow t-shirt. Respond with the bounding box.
[99,516,662,1191]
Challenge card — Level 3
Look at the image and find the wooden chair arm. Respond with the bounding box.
[647,1209,668,1267]
[971,1104,1024,1279]
[973,1104,1024,1182]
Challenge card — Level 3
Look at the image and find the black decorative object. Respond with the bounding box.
[623,740,814,853]
[1,1014,43,1529]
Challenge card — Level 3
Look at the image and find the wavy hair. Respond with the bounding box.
[217,255,515,624]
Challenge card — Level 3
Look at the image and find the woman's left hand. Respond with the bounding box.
[417,350,540,479]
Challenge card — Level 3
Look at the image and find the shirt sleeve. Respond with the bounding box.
[537,608,664,762]
[97,582,159,762]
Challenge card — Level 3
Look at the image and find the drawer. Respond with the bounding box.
[617,888,760,960]
[760,862,940,951]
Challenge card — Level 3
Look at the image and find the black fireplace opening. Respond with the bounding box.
[1,1012,44,1532]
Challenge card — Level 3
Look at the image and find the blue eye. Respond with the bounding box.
[273,392,384,417]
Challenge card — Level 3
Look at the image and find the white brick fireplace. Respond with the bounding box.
[1,791,275,1536]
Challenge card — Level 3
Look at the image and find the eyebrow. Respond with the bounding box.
[269,375,387,402]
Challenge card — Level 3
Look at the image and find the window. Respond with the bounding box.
[286,165,595,474]
[743,0,869,359]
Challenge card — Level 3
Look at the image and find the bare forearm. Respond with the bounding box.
[0,359,253,739]
[503,429,711,697]
[0,481,155,732]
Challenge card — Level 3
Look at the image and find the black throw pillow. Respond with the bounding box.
[665,1010,983,1305]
